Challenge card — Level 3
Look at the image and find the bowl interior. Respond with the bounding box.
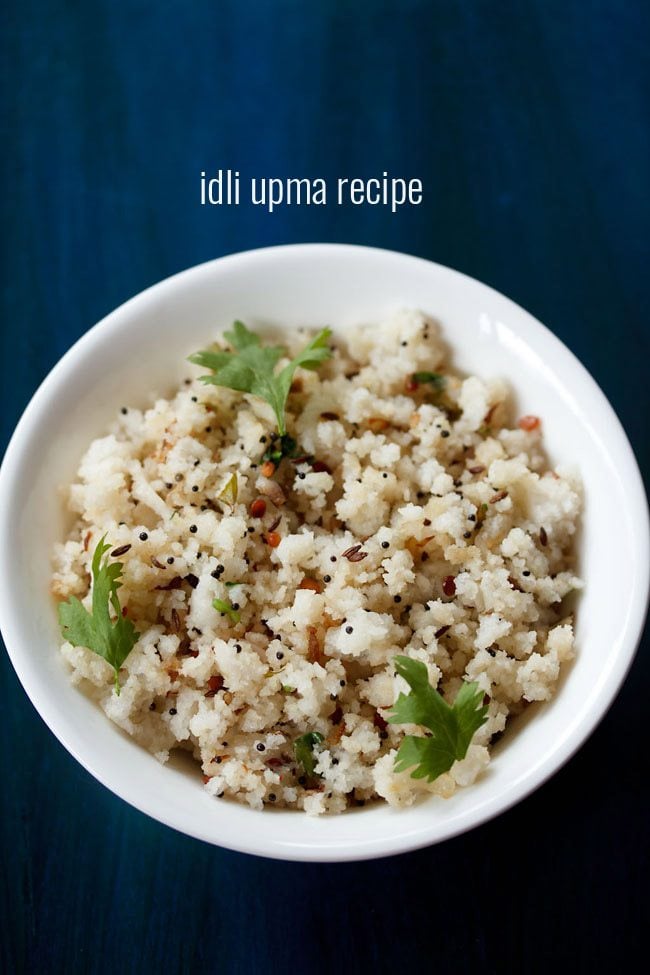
[1,244,647,861]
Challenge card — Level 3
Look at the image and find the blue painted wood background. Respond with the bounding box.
[2,1,648,972]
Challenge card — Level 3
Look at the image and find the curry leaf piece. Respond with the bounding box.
[294,731,324,777]
[263,433,299,465]
[212,598,241,623]
[413,371,446,390]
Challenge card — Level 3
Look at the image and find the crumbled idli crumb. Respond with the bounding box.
[52,311,582,814]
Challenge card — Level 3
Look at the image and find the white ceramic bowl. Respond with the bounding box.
[1,244,647,861]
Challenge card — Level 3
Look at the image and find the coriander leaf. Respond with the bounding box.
[387,656,488,783]
[294,731,324,776]
[58,536,139,694]
[272,331,332,435]
[57,595,97,651]
[452,680,491,755]
[413,371,446,390]
[275,326,332,388]
[189,322,332,436]
[212,598,241,623]
[224,320,262,350]
[263,433,299,465]
[392,735,442,780]
[188,349,232,373]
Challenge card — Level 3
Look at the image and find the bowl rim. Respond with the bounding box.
[1,243,648,861]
